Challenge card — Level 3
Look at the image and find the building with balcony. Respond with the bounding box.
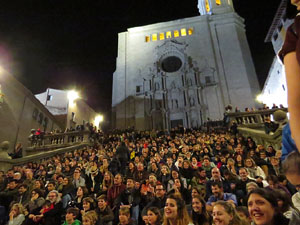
[35,88,101,130]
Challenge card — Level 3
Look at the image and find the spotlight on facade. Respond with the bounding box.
[256,94,264,103]
[68,90,79,107]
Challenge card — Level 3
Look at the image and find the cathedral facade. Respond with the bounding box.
[112,0,260,130]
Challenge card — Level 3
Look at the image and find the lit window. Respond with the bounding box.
[188,28,194,35]
[166,31,172,39]
[159,33,165,40]
[205,0,210,12]
[152,34,157,41]
[145,36,150,42]
[181,28,187,36]
[174,30,179,38]
[216,0,221,5]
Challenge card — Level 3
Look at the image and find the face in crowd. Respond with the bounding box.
[147,209,159,225]
[192,197,203,214]
[212,184,223,199]
[248,192,276,225]
[164,198,178,220]
[212,204,233,225]
[48,191,58,203]
[211,168,221,180]
[239,168,248,181]
[114,174,122,186]
[155,184,165,198]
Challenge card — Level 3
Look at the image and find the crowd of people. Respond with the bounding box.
[0,125,299,225]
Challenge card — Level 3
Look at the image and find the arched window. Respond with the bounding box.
[174,30,180,38]
[159,33,165,40]
[38,113,44,124]
[155,82,160,91]
[152,34,158,41]
[145,36,150,42]
[166,31,172,39]
[32,108,38,120]
[43,118,48,130]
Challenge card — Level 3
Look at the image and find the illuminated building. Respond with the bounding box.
[112,0,260,130]
[262,0,291,107]
[35,88,100,129]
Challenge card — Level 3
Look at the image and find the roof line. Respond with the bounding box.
[264,0,287,43]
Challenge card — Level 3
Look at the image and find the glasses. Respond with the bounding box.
[48,195,56,198]
[31,192,36,195]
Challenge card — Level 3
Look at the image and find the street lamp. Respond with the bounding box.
[68,90,79,107]
[94,115,104,129]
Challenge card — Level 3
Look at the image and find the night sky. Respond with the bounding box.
[0,0,283,120]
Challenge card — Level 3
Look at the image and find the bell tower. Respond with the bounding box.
[198,0,234,15]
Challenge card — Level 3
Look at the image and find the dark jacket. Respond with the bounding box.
[43,201,63,225]
[86,172,103,194]
[116,143,130,161]
[96,205,114,225]
[116,188,141,208]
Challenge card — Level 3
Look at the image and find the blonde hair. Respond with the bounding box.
[11,203,27,216]
[82,210,98,225]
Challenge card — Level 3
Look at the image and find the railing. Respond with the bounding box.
[227,108,288,126]
[238,126,283,150]
[227,108,288,149]
[0,143,90,172]
[26,130,92,156]
[0,130,94,171]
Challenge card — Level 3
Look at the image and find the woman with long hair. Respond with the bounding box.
[159,164,171,188]
[212,201,249,225]
[191,195,211,225]
[7,203,26,225]
[126,162,136,179]
[81,197,96,216]
[247,188,289,225]
[27,188,45,214]
[244,157,266,180]
[163,193,193,225]
[61,176,75,208]
[73,186,89,210]
[235,154,244,172]
[100,171,114,195]
[147,207,162,225]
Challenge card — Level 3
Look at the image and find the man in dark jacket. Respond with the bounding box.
[96,195,114,225]
[0,179,19,210]
[116,142,130,174]
[116,177,141,222]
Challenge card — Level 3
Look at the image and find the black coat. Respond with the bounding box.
[43,201,63,225]
[116,145,130,161]
[86,173,103,194]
